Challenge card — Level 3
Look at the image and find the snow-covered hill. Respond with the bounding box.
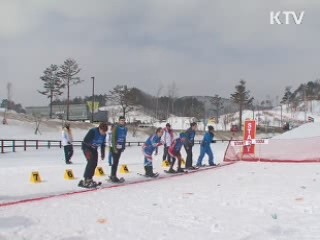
[1,112,320,239]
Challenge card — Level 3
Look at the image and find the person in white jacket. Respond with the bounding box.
[106,125,113,166]
[62,122,74,164]
[162,123,174,164]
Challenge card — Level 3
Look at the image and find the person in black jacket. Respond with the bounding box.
[184,122,197,169]
[78,122,108,188]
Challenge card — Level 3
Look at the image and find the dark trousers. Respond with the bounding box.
[64,145,73,162]
[83,149,98,180]
[169,152,182,170]
[162,146,171,162]
[184,146,193,168]
[111,151,122,177]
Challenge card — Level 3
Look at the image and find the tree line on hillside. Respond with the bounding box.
[0,99,26,113]
[3,57,318,130]
[281,80,320,113]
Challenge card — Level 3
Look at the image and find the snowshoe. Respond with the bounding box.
[197,163,220,168]
[78,179,101,189]
[137,172,159,178]
[108,176,125,183]
[146,172,159,178]
[176,168,185,173]
[197,164,208,168]
[144,166,159,178]
[164,168,177,174]
[209,163,219,166]
[187,166,199,170]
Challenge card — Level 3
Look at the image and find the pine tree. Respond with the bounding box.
[230,80,254,131]
[281,86,293,112]
[38,64,64,118]
[211,94,224,123]
[58,58,83,120]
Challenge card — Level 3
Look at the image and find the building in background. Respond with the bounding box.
[25,104,107,122]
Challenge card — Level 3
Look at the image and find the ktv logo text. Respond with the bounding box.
[270,11,305,25]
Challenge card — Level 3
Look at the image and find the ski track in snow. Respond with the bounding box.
[2,162,320,240]
[1,122,320,239]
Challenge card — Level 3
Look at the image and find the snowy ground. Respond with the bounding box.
[1,122,320,240]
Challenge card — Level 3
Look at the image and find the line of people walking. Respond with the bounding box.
[142,121,217,177]
[64,117,216,188]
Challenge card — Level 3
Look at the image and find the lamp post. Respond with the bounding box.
[91,76,95,123]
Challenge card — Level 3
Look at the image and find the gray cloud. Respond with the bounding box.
[1,0,320,106]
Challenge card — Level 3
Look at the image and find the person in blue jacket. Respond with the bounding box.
[79,122,108,188]
[142,127,164,177]
[196,125,216,166]
[184,122,197,169]
[110,116,128,182]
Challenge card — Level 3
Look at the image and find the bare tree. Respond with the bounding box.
[109,108,118,123]
[106,85,136,118]
[38,64,65,118]
[211,94,224,123]
[166,81,178,118]
[223,114,233,131]
[155,84,163,120]
[58,58,83,120]
[230,79,254,131]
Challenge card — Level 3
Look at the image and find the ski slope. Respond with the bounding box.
[1,122,320,240]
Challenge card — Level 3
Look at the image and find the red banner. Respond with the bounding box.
[243,120,256,154]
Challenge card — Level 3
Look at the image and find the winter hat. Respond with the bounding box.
[119,116,125,121]
[190,122,197,127]
[166,123,171,127]
[208,125,214,131]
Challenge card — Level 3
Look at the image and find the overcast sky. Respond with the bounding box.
[1,0,320,107]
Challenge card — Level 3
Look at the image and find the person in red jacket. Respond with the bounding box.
[167,133,187,173]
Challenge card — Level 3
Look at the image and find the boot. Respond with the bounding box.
[144,166,149,175]
[145,166,157,177]
[109,176,120,182]
[80,179,98,188]
[177,159,182,171]
[167,168,176,173]
[176,168,184,173]
[167,158,176,173]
